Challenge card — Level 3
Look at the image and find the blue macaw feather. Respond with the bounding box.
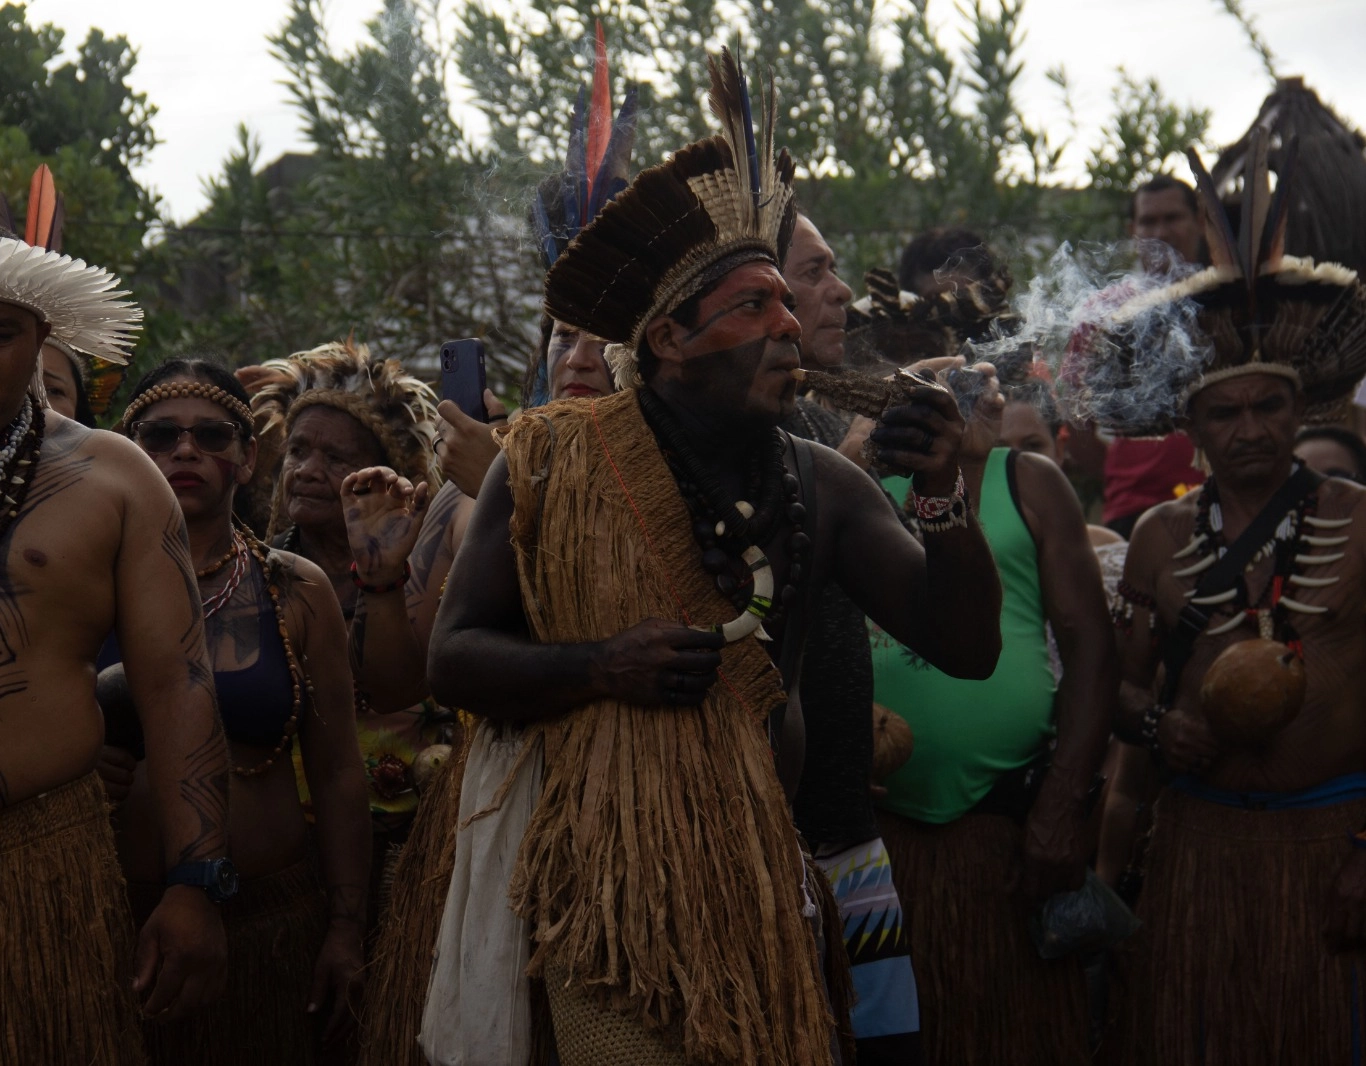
[564,87,588,237]
[531,193,559,271]
[738,64,760,210]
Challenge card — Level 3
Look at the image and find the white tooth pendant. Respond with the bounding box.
[1306,516,1352,529]
[1289,574,1340,589]
[1302,535,1349,547]
[1208,612,1248,636]
[1173,553,1217,578]
[1191,588,1239,606]
[1172,536,1206,560]
[1280,596,1328,615]
[1296,553,1345,566]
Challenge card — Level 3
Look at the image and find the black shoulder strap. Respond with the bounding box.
[772,433,819,745]
[1159,464,1322,705]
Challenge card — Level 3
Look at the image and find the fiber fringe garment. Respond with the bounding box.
[877,809,1089,1066]
[0,772,145,1066]
[1116,786,1366,1066]
[358,734,469,1066]
[126,855,328,1066]
[501,387,833,1065]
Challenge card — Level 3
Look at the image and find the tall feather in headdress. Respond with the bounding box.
[531,22,638,272]
[526,22,638,406]
[544,46,797,388]
[24,165,64,252]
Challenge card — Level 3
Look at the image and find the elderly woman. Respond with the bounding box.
[247,340,452,915]
[100,357,371,1063]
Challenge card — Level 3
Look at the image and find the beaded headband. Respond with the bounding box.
[121,380,254,433]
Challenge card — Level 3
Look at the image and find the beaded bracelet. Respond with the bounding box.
[1140,703,1169,756]
[349,560,411,594]
[910,471,967,523]
[918,492,970,534]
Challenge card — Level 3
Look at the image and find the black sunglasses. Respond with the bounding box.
[131,420,243,455]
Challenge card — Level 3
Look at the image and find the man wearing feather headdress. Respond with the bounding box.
[428,49,1002,1065]
[1095,137,1366,1064]
[0,168,231,1060]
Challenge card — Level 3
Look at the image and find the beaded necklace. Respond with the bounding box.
[0,397,44,542]
[204,525,313,778]
[200,531,248,620]
[638,389,810,632]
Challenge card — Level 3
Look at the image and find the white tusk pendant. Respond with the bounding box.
[1280,596,1328,615]
[1172,536,1206,560]
[1302,535,1349,547]
[1207,612,1248,636]
[709,546,775,643]
[1296,552,1345,566]
[1306,516,1352,529]
[1191,588,1239,605]
[1173,553,1217,578]
[1289,574,1340,589]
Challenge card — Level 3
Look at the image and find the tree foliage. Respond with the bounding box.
[0,2,158,275]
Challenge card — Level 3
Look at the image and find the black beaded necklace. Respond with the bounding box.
[637,389,811,627]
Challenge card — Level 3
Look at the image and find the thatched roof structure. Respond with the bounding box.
[1213,77,1366,275]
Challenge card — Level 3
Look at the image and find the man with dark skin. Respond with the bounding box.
[0,300,230,1051]
[1116,372,1366,1062]
[433,258,1000,751]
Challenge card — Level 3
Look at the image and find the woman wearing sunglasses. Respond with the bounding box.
[101,358,372,1064]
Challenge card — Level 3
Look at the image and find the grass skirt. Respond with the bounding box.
[357,738,467,1066]
[877,809,1089,1065]
[128,853,327,1066]
[0,771,145,1065]
[1115,787,1366,1065]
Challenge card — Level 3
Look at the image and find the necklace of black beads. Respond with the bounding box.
[637,389,811,624]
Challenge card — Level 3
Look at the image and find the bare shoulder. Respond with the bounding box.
[1314,475,1366,524]
[42,417,173,499]
[1125,493,1196,587]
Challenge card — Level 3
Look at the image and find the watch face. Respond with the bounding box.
[213,859,239,899]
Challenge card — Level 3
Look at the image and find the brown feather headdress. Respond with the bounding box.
[1067,131,1366,430]
[844,265,1016,369]
[249,339,442,537]
[544,48,797,390]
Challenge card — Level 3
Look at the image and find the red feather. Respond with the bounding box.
[585,21,612,209]
[25,165,58,249]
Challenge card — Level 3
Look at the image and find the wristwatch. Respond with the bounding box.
[166,858,239,904]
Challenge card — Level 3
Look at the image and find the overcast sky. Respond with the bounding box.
[28,0,1366,224]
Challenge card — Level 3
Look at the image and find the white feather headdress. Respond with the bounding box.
[0,237,141,366]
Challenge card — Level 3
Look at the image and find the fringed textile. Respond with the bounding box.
[0,772,145,1065]
[127,854,328,1066]
[877,809,1089,1066]
[502,388,832,1065]
[357,732,469,1066]
[1115,787,1366,1066]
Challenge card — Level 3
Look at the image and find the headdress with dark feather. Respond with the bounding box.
[544,48,797,390]
[1066,130,1366,431]
[844,265,1016,370]
[524,23,638,407]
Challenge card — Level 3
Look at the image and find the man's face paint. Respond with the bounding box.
[672,261,802,425]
